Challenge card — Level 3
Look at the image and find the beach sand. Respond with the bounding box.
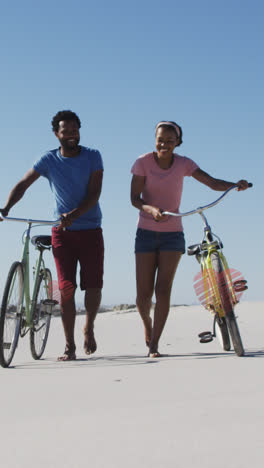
[1,301,264,468]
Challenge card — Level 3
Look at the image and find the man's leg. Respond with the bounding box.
[52,227,78,361]
[83,288,102,354]
[57,284,77,361]
[79,228,104,355]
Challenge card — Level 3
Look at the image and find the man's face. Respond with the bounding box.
[55,120,80,151]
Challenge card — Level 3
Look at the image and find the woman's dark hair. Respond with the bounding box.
[156,121,183,146]
[51,110,81,132]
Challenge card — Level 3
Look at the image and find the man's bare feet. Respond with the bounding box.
[145,316,152,347]
[84,329,97,355]
[57,346,76,361]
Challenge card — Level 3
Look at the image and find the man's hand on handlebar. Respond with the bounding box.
[58,212,76,229]
[0,208,9,221]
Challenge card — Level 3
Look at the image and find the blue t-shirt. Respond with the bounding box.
[34,146,103,230]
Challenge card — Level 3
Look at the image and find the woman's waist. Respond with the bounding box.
[138,214,183,232]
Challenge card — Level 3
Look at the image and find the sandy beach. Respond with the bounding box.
[1,300,264,468]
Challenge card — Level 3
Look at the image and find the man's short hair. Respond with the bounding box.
[51,110,81,132]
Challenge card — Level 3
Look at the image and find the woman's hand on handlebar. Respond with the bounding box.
[139,203,169,222]
[148,206,169,222]
[148,206,162,221]
[236,180,252,191]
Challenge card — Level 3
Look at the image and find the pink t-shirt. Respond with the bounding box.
[131,152,199,232]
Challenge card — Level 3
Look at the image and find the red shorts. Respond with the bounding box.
[52,227,104,291]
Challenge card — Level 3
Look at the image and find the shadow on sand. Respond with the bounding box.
[5,347,264,371]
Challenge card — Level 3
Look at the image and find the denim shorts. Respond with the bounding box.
[135,228,185,254]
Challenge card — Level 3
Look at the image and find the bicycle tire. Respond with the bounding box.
[213,315,231,351]
[0,262,23,367]
[225,312,244,357]
[30,268,52,359]
[211,252,244,356]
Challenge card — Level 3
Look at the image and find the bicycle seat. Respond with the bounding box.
[187,241,223,256]
[31,235,52,249]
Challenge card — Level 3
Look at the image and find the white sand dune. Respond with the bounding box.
[1,300,264,468]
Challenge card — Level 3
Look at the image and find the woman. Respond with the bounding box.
[130,121,249,357]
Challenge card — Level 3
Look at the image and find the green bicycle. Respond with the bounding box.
[163,184,252,357]
[0,215,59,367]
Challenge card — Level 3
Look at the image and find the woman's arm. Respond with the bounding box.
[130,174,164,221]
[192,168,249,191]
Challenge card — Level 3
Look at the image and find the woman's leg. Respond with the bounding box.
[149,251,182,357]
[136,252,158,346]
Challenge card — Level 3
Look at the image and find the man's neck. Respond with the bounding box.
[60,145,81,158]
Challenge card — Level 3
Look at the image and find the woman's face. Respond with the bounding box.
[155,127,179,159]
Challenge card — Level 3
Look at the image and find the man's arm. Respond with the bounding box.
[0,169,40,217]
[60,169,103,227]
[192,168,249,191]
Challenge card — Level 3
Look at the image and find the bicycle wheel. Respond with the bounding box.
[225,311,244,357]
[211,252,244,356]
[0,262,23,367]
[213,315,231,351]
[30,268,52,359]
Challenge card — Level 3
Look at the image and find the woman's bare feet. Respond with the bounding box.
[84,329,97,355]
[57,345,76,361]
[148,341,161,358]
[148,350,162,358]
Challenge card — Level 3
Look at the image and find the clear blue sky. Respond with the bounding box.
[0,0,263,306]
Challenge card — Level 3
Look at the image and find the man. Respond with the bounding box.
[0,110,104,361]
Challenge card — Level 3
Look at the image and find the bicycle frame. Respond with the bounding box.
[0,214,61,366]
[163,184,251,355]
[162,185,248,314]
[1,215,59,329]
[21,223,46,327]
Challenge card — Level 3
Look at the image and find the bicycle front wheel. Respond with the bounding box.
[30,268,52,359]
[211,252,244,357]
[213,315,231,351]
[0,262,23,367]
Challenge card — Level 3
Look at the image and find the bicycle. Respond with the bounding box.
[0,215,59,367]
[163,184,252,357]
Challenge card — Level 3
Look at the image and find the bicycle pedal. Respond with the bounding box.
[233,280,248,292]
[198,331,213,343]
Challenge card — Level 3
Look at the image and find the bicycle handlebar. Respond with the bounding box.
[162,183,253,218]
[0,215,60,225]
